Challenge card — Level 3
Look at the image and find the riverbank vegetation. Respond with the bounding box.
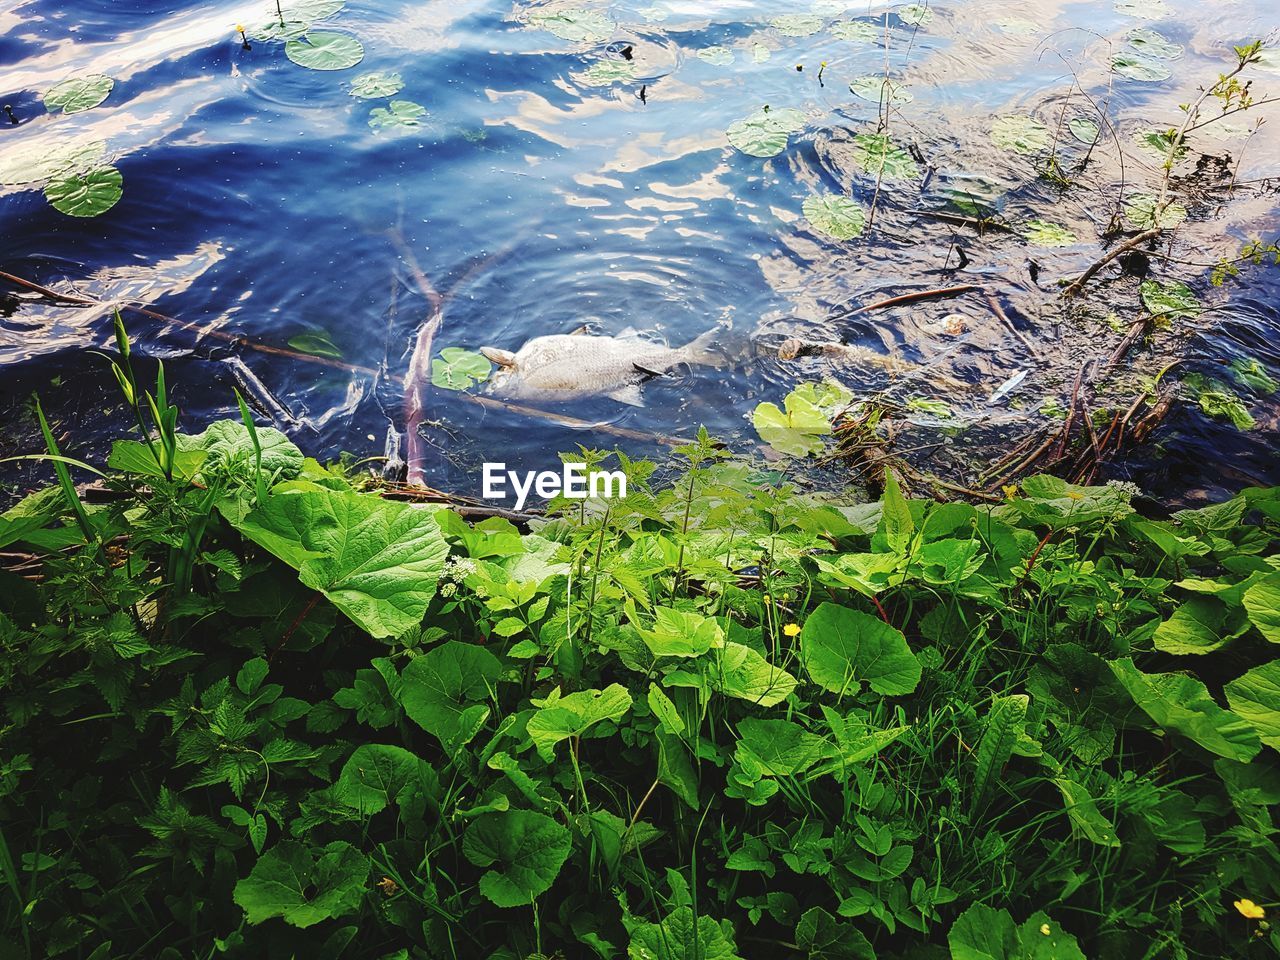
[1,336,1278,959]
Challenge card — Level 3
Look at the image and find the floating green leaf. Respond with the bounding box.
[349,71,404,99]
[898,4,935,26]
[1183,374,1255,431]
[0,139,105,187]
[1112,52,1171,82]
[848,132,919,180]
[1231,357,1278,394]
[285,32,365,71]
[831,20,878,42]
[697,45,735,66]
[1114,0,1169,19]
[463,810,571,907]
[753,389,833,457]
[772,14,824,36]
[1134,128,1186,163]
[43,166,123,218]
[849,76,913,104]
[1022,219,1077,247]
[528,8,615,42]
[1140,279,1200,320]
[993,16,1039,35]
[368,99,426,130]
[576,60,638,85]
[431,347,491,390]
[1125,193,1187,229]
[1127,27,1183,59]
[727,107,807,158]
[249,18,310,41]
[991,115,1050,154]
[233,841,369,927]
[1068,117,1099,144]
[288,331,343,359]
[803,194,867,240]
[42,74,114,115]
[751,43,772,63]
[907,395,952,417]
[1226,660,1280,749]
[801,601,922,696]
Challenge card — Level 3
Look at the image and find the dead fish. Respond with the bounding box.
[479,326,722,406]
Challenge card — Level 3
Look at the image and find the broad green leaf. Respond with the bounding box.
[736,718,827,777]
[1125,193,1187,229]
[949,905,1085,960]
[335,744,425,814]
[399,641,501,753]
[44,166,122,217]
[349,70,404,98]
[803,194,867,240]
[369,99,426,130]
[233,840,369,928]
[1068,117,1099,143]
[1110,658,1260,761]
[697,46,735,65]
[772,14,823,36]
[1127,27,1183,58]
[248,18,310,41]
[230,482,449,638]
[877,471,914,554]
[727,107,807,158]
[42,74,114,114]
[1153,596,1247,654]
[1141,280,1200,321]
[973,694,1028,808]
[800,602,921,697]
[1225,661,1280,750]
[648,683,685,735]
[639,606,723,658]
[577,60,638,85]
[281,0,346,17]
[0,487,62,551]
[808,707,909,780]
[991,115,1050,154]
[285,32,365,71]
[752,389,833,457]
[1112,52,1171,81]
[432,347,492,390]
[287,331,344,359]
[1230,357,1278,394]
[528,8,615,42]
[463,810,570,907]
[1243,573,1280,643]
[626,906,742,960]
[795,906,875,959]
[711,642,797,707]
[527,683,632,761]
[849,76,912,104]
[1022,219,1077,247]
[1183,374,1255,430]
[193,419,304,480]
[830,21,878,42]
[847,132,919,180]
[1053,778,1120,846]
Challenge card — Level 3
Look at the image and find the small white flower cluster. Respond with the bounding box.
[438,557,477,599]
[1105,479,1143,498]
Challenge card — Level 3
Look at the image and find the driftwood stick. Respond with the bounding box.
[1062,228,1162,298]
[986,294,1046,361]
[832,284,981,321]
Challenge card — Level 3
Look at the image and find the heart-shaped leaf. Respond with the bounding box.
[286,32,365,70]
[42,74,114,114]
[44,165,123,217]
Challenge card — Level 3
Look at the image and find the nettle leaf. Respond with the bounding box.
[949,904,1085,960]
[1112,52,1172,81]
[285,32,365,71]
[44,166,123,217]
[831,20,878,42]
[753,389,834,457]
[697,45,735,66]
[527,683,632,761]
[1110,658,1260,761]
[463,810,571,907]
[349,70,404,99]
[1243,573,1280,643]
[528,8,615,42]
[1068,116,1099,143]
[1140,279,1200,320]
[335,744,425,814]
[849,76,913,104]
[1125,193,1187,229]
[233,840,370,928]
[1021,219,1077,247]
[369,99,426,131]
[1127,27,1183,59]
[848,132,919,180]
[229,481,449,638]
[771,14,824,37]
[42,74,114,114]
[399,641,501,753]
[431,347,491,390]
[626,906,742,960]
[991,115,1051,154]
[577,60,638,85]
[727,107,807,158]
[1226,661,1280,750]
[801,602,922,697]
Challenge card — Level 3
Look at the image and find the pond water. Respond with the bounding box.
[1,0,1278,503]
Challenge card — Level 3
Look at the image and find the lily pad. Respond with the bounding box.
[993,17,1039,35]
[771,14,824,37]
[528,8,615,42]
[848,132,919,180]
[898,4,934,26]
[1114,0,1169,19]
[1068,117,1100,144]
[286,32,365,70]
[831,20,879,42]
[1022,219,1077,247]
[43,166,123,218]
[1127,27,1183,59]
[0,139,105,186]
[368,99,426,130]
[849,76,913,104]
[42,74,114,115]
[751,43,772,63]
[248,18,310,41]
[349,71,404,99]
[803,194,867,240]
[991,115,1050,154]
[1140,279,1200,320]
[726,107,807,158]
[432,348,492,390]
[576,60,637,85]
[1112,52,1171,81]
[287,331,343,359]
[697,45,735,66]
[1124,193,1187,229]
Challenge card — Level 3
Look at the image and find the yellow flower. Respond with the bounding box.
[783,623,801,637]
[1236,898,1266,920]
[1039,923,1051,936]
[235,23,245,32]
[1066,491,1085,501]
[1002,484,1019,501]
[762,594,772,605]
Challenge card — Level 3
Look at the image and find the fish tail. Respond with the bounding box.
[682,324,726,367]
